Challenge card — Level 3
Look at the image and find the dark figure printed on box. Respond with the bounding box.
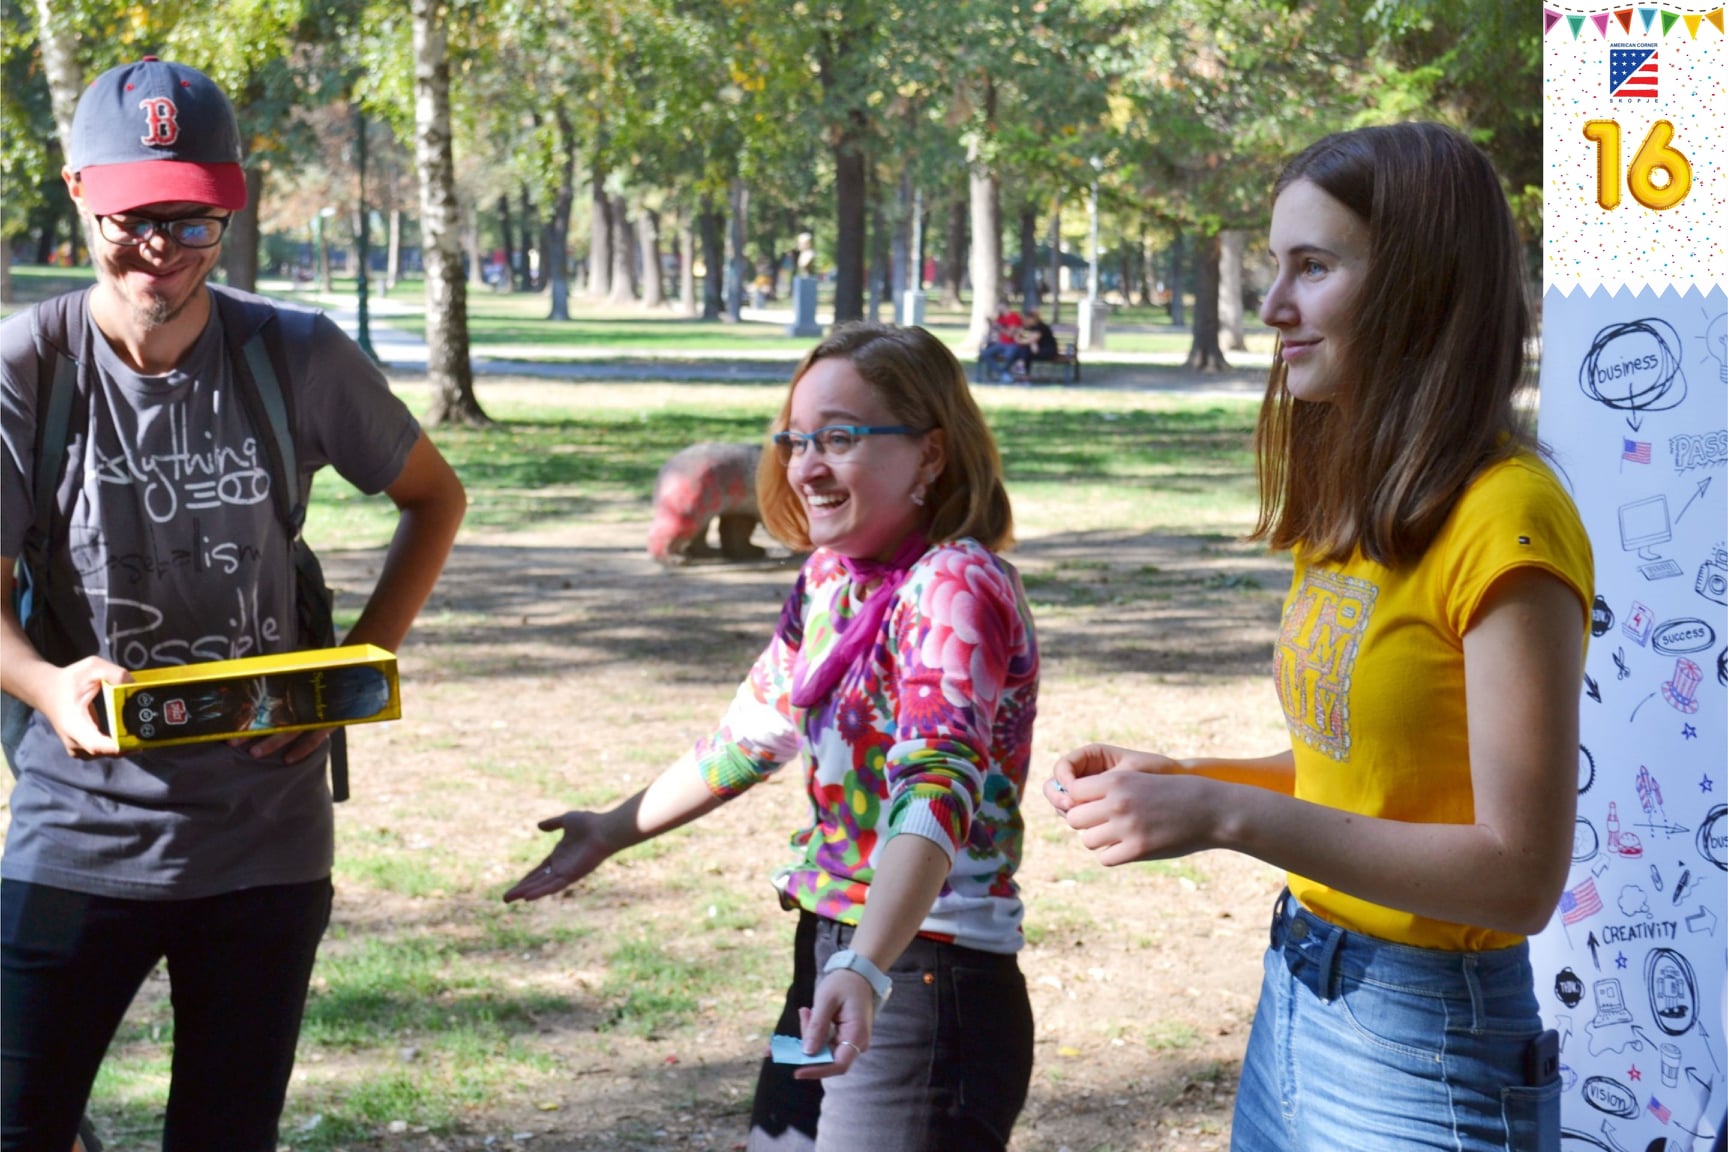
[127,665,395,742]
[0,59,466,1152]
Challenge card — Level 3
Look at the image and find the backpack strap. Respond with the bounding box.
[4,292,90,768]
[26,290,87,556]
[213,290,304,536]
[210,290,349,802]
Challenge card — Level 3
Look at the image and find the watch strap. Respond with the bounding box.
[824,948,893,1010]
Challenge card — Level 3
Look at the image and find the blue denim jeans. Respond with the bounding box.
[1231,891,1559,1151]
[746,911,1034,1152]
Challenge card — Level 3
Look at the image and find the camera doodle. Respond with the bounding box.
[1696,544,1728,606]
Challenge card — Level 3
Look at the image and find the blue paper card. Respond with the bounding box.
[769,1034,834,1065]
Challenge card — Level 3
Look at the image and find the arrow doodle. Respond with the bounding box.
[1633,820,1690,837]
[1685,905,1718,935]
[1675,476,1713,523]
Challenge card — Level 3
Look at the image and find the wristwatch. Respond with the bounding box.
[824,949,893,1012]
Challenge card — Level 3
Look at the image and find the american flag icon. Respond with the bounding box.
[1611,46,1659,98]
[1648,1096,1671,1124]
[1623,438,1651,463]
[1560,876,1603,925]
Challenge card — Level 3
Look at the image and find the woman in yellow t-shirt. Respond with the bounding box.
[1047,122,1591,1151]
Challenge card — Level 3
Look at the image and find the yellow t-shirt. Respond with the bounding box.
[1275,453,1594,951]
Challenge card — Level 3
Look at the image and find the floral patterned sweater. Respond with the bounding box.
[694,538,1040,955]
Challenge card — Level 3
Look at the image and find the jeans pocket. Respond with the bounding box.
[1334,973,1450,1067]
[951,964,1034,1139]
[1500,1078,1559,1152]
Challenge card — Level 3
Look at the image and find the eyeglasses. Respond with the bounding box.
[771,424,921,464]
[96,214,231,249]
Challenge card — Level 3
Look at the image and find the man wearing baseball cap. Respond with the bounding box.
[0,59,467,1150]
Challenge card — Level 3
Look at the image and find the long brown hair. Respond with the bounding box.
[758,323,1014,551]
[1251,122,1533,566]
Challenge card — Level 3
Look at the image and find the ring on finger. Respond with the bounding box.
[836,1039,863,1058]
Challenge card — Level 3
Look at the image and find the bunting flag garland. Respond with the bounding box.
[1543,5,1726,37]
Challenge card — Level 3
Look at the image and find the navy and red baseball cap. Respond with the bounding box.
[68,57,247,215]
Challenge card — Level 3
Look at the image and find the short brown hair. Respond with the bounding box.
[758,324,1014,552]
[1252,122,1533,566]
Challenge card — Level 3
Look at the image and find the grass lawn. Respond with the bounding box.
[307,381,1261,549]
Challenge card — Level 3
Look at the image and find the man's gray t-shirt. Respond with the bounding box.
[0,287,419,899]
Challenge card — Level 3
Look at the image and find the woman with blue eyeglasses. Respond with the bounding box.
[507,323,1040,1152]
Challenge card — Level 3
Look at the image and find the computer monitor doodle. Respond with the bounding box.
[1618,494,1672,558]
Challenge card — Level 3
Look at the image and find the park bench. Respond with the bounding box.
[1026,324,1081,384]
[973,324,1082,385]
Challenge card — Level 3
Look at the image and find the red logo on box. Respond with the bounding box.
[165,699,188,725]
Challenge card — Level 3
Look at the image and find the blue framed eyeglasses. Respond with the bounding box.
[772,424,921,463]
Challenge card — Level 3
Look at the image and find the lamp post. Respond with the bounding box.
[901,186,925,327]
[1079,156,1107,351]
[1087,156,1101,302]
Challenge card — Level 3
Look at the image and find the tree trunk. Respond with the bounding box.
[940,188,967,309]
[410,0,486,425]
[1168,230,1185,327]
[1219,228,1246,351]
[639,208,665,310]
[963,76,1000,351]
[546,107,577,320]
[517,186,539,292]
[34,0,79,156]
[609,194,636,304]
[387,209,403,294]
[495,194,515,294]
[465,210,484,289]
[1018,203,1038,312]
[678,212,697,316]
[222,167,264,292]
[587,155,611,299]
[867,164,888,322]
[724,179,747,321]
[1046,197,1062,325]
[1183,230,1229,371]
[699,198,724,320]
[831,117,867,324]
[1138,228,1154,306]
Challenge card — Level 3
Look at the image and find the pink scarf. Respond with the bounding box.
[790,534,930,708]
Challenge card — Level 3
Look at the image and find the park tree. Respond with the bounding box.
[1111,0,1369,370]
[944,0,1116,348]
[405,0,484,423]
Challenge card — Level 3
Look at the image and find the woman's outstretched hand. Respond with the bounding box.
[503,811,615,903]
[1045,743,1221,866]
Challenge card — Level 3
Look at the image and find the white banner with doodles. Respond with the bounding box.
[1536,7,1726,1151]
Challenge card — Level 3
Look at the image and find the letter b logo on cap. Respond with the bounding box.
[140,97,180,146]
